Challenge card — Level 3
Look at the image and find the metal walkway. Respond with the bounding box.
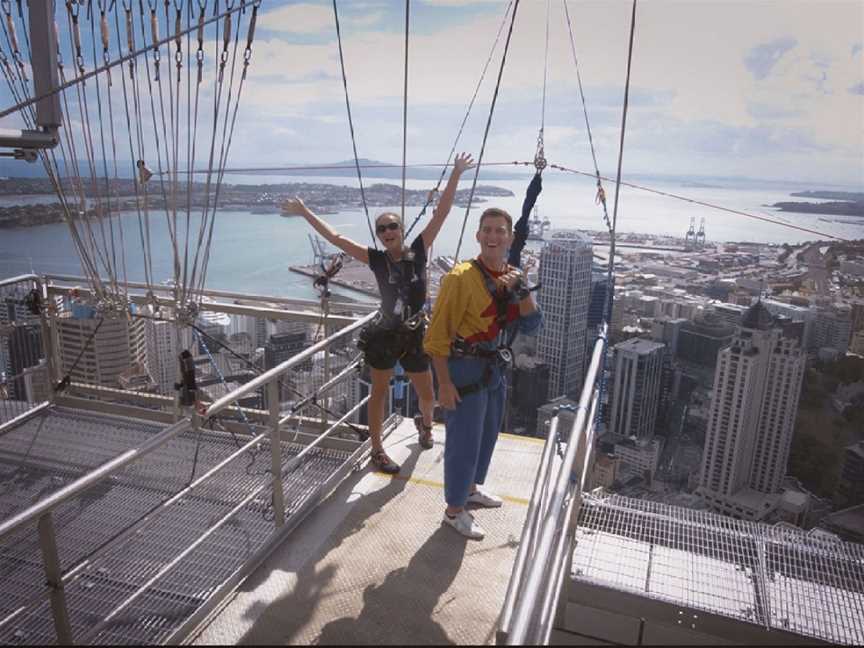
[189,420,545,645]
[0,405,366,645]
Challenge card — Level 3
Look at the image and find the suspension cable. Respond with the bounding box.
[606,0,636,322]
[403,0,514,238]
[331,0,376,248]
[454,0,521,262]
[563,0,610,231]
[0,0,248,120]
[533,0,550,171]
[549,163,849,242]
[401,0,409,224]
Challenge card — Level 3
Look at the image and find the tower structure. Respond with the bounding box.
[56,304,147,388]
[608,338,665,441]
[698,302,806,520]
[537,230,593,400]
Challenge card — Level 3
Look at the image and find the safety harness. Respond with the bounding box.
[449,259,522,397]
[357,248,428,362]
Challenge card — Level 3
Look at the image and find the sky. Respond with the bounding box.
[0,0,862,187]
[232,0,864,187]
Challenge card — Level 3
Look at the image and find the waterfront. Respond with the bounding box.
[0,172,859,300]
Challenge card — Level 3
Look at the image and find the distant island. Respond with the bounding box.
[0,177,515,229]
[789,190,864,201]
[771,189,864,217]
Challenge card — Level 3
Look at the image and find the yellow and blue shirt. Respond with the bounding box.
[424,259,542,357]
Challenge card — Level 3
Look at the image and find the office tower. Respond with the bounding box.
[608,338,665,441]
[587,270,611,342]
[698,302,805,520]
[506,359,550,436]
[811,304,853,353]
[761,298,814,344]
[837,441,864,508]
[56,306,147,388]
[651,317,686,358]
[3,324,43,400]
[676,314,735,369]
[144,316,193,395]
[537,230,593,400]
[711,302,748,328]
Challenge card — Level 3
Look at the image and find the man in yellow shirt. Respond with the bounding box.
[424,208,542,540]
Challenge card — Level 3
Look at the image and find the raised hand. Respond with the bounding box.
[281,196,310,217]
[453,152,475,174]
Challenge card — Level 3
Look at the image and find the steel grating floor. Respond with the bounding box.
[573,491,864,646]
[0,406,357,645]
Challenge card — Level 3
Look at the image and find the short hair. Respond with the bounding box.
[375,212,403,228]
[478,207,512,232]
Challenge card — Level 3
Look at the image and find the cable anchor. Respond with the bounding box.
[533,128,547,172]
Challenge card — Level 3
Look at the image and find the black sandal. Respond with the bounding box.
[371,449,401,474]
[414,414,434,450]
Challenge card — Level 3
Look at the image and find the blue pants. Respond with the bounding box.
[444,357,505,508]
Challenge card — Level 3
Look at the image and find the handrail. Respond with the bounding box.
[0,418,191,542]
[206,311,377,418]
[499,415,561,634]
[505,324,608,645]
[42,273,377,312]
[0,271,385,644]
[0,273,38,288]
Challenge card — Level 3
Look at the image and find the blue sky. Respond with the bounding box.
[1,0,862,186]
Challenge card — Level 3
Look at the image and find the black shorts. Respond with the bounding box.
[358,323,430,373]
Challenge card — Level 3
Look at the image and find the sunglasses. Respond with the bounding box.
[376,222,401,234]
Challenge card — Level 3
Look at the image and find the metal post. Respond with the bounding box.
[320,296,331,436]
[38,513,73,645]
[37,277,58,399]
[268,381,286,527]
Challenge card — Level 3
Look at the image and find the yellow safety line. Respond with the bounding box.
[379,473,530,507]
[500,432,545,445]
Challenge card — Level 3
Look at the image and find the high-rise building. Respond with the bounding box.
[3,324,43,400]
[608,338,665,441]
[537,230,592,400]
[56,308,147,388]
[697,302,805,521]
[761,298,814,344]
[651,317,686,358]
[676,314,734,369]
[711,302,748,328]
[811,304,852,353]
[506,359,550,436]
[144,316,193,395]
[837,441,864,508]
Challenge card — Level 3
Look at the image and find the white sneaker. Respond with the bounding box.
[466,489,503,508]
[442,510,485,540]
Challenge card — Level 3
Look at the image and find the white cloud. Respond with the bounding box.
[259,3,333,35]
[195,0,864,183]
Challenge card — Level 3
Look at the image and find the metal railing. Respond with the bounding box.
[0,274,53,432]
[0,275,391,644]
[499,324,609,645]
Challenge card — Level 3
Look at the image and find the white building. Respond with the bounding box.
[144,315,193,395]
[608,338,665,441]
[811,304,852,353]
[56,309,147,388]
[697,302,806,521]
[537,230,593,400]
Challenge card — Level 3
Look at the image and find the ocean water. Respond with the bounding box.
[0,172,860,300]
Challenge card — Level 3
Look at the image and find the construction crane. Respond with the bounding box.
[684,217,697,250]
[696,218,706,248]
